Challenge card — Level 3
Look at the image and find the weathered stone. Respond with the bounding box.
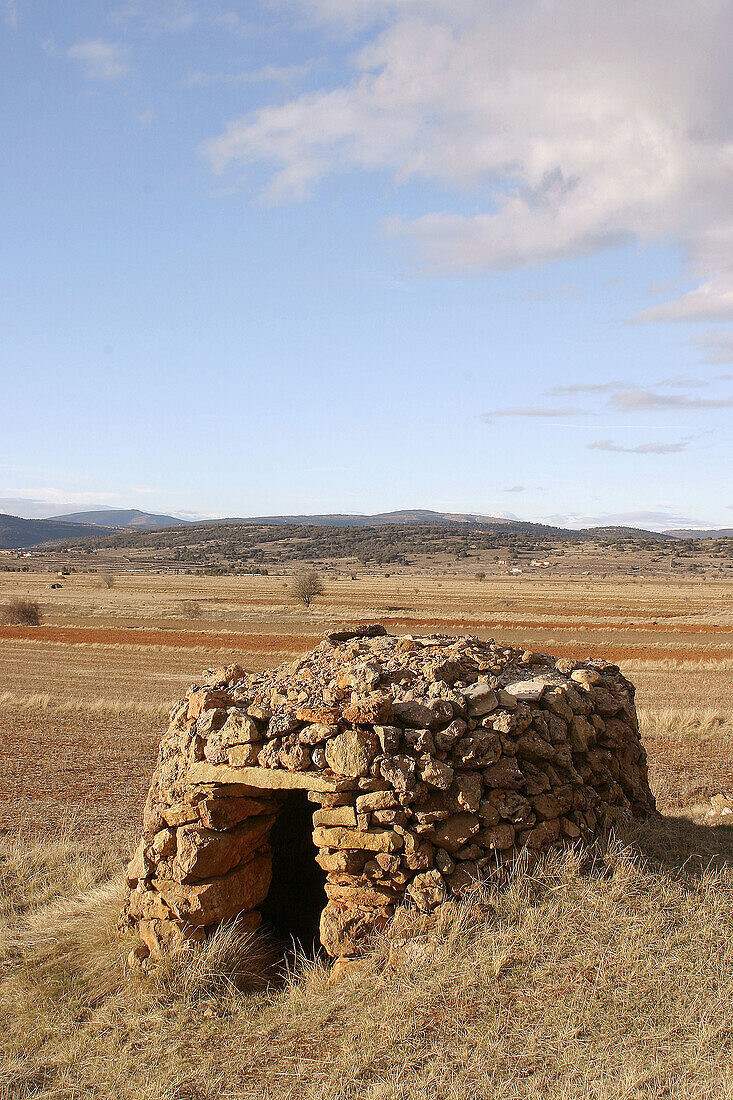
[477,822,515,850]
[419,758,454,790]
[373,725,401,753]
[453,730,501,767]
[173,815,275,883]
[315,849,368,873]
[452,772,484,813]
[407,869,446,910]
[298,723,338,745]
[313,805,358,828]
[424,813,480,854]
[571,668,604,687]
[279,740,311,771]
[488,789,535,827]
[462,682,498,716]
[434,719,467,751]
[356,790,398,812]
[530,786,573,820]
[296,706,341,725]
[503,680,548,703]
[227,743,261,767]
[188,689,233,721]
[197,796,275,831]
[379,754,417,794]
[188,762,357,793]
[325,729,380,777]
[516,731,556,762]
[342,695,394,725]
[312,826,402,852]
[478,800,502,827]
[325,882,399,907]
[483,756,525,790]
[156,853,272,925]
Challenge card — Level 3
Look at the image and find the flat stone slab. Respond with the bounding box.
[503,679,549,702]
[188,762,358,793]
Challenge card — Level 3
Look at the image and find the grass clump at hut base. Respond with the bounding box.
[2,818,733,1100]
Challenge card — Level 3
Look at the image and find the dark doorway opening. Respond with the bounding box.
[259,790,327,956]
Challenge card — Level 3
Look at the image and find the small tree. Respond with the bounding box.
[290,570,324,609]
[100,573,115,589]
[474,571,486,582]
[2,597,41,626]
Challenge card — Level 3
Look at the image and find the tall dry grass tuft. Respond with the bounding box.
[2,823,733,1098]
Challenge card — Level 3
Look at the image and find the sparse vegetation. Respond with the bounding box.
[1,569,733,1095]
[1,596,41,626]
[178,599,203,619]
[290,569,324,609]
[1,826,732,1098]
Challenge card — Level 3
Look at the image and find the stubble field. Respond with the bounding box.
[2,569,733,1099]
[2,569,733,839]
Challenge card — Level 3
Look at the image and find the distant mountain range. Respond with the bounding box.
[668,528,733,539]
[50,508,191,530]
[1,506,731,550]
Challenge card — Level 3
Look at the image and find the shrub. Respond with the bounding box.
[100,574,115,590]
[178,600,202,620]
[1,597,42,626]
[290,570,324,609]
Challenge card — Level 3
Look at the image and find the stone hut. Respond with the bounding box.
[121,625,655,965]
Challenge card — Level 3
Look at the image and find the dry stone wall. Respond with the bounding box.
[121,624,655,964]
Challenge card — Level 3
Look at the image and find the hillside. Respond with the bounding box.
[669,528,733,539]
[222,508,517,527]
[50,509,191,531]
[0,513,112,550]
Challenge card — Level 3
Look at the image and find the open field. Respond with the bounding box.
[1,570,733,1098]
[2,570,733,836]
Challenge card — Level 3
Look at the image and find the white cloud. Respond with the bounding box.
[546,382,625,396]
[609,389,733,411]
[202,0,733,314]
[588,438,690,454]
[0,489,126,519]
[544,509,713,531]
[67,40,129,81]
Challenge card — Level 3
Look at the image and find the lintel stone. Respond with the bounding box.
[188,762,358,793]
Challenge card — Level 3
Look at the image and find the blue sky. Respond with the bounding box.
[2,0,733,530]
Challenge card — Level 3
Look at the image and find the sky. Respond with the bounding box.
[2,0,733,531]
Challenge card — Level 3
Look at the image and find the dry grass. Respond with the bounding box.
[2,570,733,1094]
[2,823,733,1099]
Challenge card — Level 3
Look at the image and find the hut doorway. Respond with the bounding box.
[258,790,327,955]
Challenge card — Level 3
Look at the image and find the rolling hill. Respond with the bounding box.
[0,514,112,550]
[50,509,191,531]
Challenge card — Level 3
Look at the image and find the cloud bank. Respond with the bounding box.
[203,0,733,318]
